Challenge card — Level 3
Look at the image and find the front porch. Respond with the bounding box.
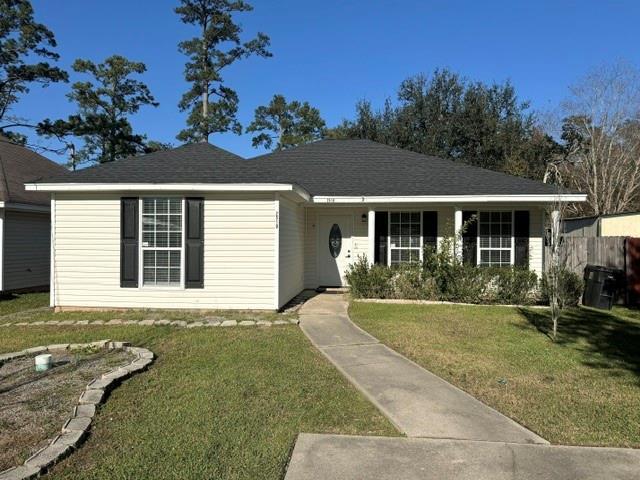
[302,204,545,289]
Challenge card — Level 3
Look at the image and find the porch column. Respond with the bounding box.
[454,207,463,260]
[367,208,375,266]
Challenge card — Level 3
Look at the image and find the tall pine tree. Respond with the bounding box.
[247,94,326,150]
[175,0,271,143]
[0,0,67,142]
[38,55,158,168]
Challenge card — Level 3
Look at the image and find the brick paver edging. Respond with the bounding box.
[0,318,300,328]
[0,340,155,480]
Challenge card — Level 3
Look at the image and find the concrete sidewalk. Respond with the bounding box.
[285,433,640,480]
[298,293,547,444]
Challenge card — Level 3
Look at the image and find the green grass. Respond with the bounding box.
[350,301,640,448]
[0,292,49,317]
[1,325,397,479]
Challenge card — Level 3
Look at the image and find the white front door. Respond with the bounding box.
[318,215,353,286]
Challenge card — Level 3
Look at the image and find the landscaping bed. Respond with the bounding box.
[350,301,640,448]
[0,347,133,471]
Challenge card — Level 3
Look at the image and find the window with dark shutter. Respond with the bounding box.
[374,211,388,265]
[121,197,139,288]
[462,211,478,265]
[185,198,204,288]
[514,210,530,268]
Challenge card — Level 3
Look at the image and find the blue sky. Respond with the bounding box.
[11,0,640,163]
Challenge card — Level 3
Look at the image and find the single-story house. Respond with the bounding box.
[0,136,67,292]
[25,139,585,310]
[563,211,640,237]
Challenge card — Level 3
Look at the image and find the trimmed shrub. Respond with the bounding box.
[540,267,583,308]
[490,267,539,305]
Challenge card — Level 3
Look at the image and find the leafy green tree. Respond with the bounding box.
[0,0,68,142]
[38,55,158,168]
[330,69,558,179]
[175,0,271,143]
[247,94,326,150]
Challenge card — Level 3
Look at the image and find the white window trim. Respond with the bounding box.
[138,196,186,290]
[387,210,423,266]
[476,210,515,267]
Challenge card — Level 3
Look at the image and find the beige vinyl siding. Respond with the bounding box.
[304,207,369,288]
[53,192,276,309]
[278,197,305,308]
[3,210,50,290]
[600,214,640,237]
[529,207,544,276]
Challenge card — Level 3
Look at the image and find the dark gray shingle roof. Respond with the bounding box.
[0,136,67,205]
[35,139,563,197]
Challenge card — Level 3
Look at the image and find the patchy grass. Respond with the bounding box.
[0,292,295,325]
[350,302,640,448]
[1,325,397,479]
[0,292,49,317]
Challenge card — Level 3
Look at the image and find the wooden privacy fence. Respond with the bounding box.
[545,236,627,275]
[545,236,640,305]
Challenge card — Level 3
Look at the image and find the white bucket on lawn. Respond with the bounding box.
[35,353,52,372]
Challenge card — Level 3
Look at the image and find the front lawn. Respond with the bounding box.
[350,301,640,448]
[1,325,396,479]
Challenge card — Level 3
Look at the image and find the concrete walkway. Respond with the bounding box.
[285,434,640,480]
[298,292,546,444]
[292,293,640,479]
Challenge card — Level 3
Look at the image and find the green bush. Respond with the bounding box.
[346,256,394,298]
[347,247,540,305]
[540,267,583,308]
[489,267,539,305]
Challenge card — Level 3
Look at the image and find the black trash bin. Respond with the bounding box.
[583,265,623,310]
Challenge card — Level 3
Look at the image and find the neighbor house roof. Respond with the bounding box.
[0,136,67,206]
[28,139,580,200]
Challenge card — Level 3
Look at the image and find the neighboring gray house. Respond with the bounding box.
[0,137,67,292]
[25,139,585,310]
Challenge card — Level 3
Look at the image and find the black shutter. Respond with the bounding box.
[462,211,478,265]
[422,211,438,251]
[514,210,530,268]
[374,211,388,265]
[185,198,204,288]
[120,197,138,288]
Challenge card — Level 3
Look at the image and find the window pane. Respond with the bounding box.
[478,211,512,267]
[156,199,168,214]
[390,212,400,223]
[170,268,181,283]
[143,268,155,283]
[169,198,181,214]
[141,197,183,286]
[143,199,154,214]
[411,212,420,223]
[401,212,410,223]
[390,224,400,235]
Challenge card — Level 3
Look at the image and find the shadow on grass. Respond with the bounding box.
[518,307,640,380]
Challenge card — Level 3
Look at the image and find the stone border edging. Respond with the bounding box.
[0,340,155,480]
[353,298,549,309]
[0,318,300,328]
